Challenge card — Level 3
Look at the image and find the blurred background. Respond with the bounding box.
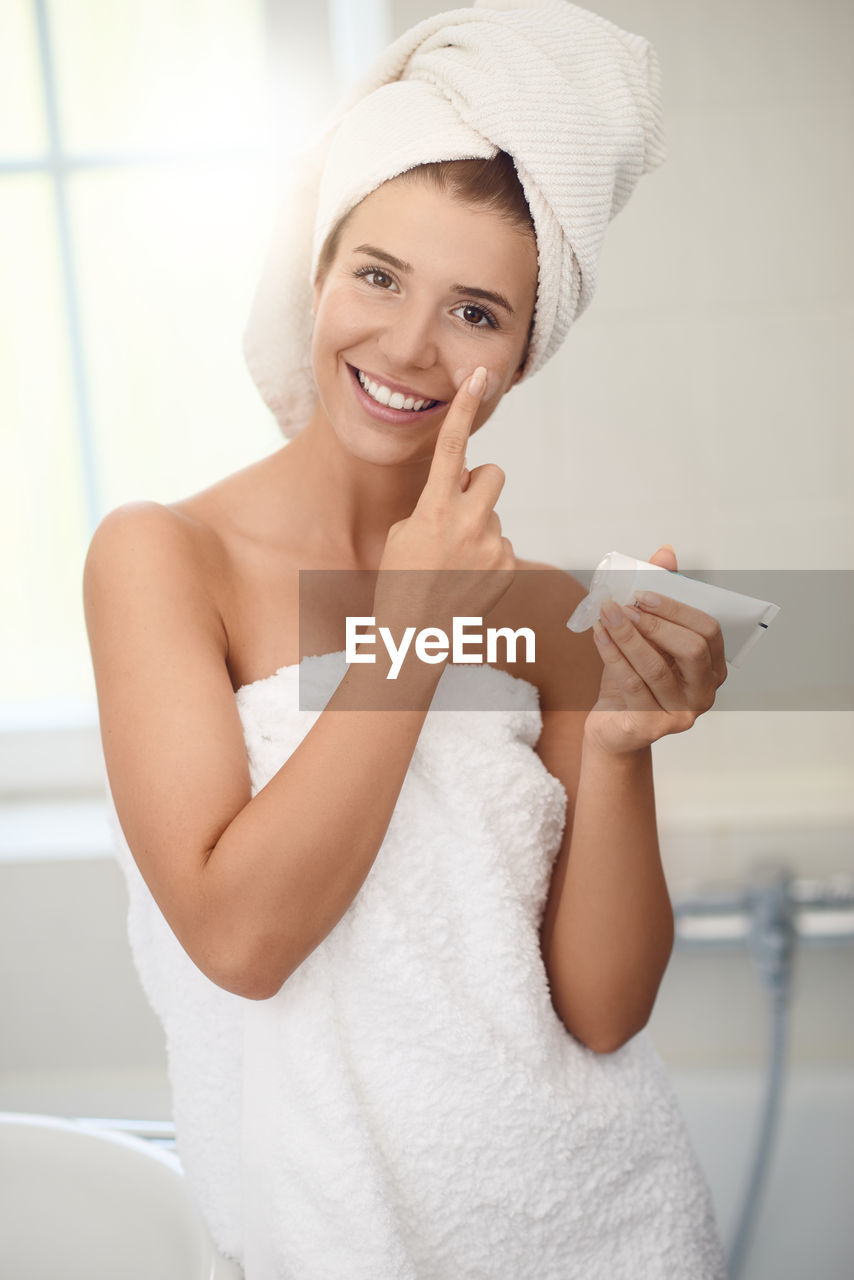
[0,2,852,1278]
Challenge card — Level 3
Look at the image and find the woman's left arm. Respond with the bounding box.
[532,546,728,1054]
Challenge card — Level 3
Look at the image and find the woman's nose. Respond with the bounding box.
[376,298,439,371]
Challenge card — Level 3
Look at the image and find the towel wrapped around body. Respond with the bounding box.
[110,654,728,1278]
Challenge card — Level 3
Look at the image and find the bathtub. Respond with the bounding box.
[0,1113,241,1280]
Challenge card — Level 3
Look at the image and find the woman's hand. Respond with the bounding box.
[372,367,516,635]
[583,544,728,755]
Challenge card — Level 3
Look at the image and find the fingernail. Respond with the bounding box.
[468,366,486,395]
[634,591,662,608]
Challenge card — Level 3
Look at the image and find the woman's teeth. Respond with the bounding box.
[356,368,438,412]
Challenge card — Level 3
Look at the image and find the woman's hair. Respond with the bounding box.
[314,151,538,360]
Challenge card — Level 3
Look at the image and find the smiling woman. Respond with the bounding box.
[82,2,730,1278]
[306,173,538,458]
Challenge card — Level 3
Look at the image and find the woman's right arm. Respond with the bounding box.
[84,371,510,1001]
[84,501,452,1000]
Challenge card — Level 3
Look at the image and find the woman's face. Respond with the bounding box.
[310,176,538,466]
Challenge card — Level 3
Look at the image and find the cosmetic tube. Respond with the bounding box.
[566,551,781,668]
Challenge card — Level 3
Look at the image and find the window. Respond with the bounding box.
[1,1,397,817]
[2,0,282,729]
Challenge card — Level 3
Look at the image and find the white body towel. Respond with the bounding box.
[109,654,728,1279]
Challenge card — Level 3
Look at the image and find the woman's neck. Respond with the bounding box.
[277,407,433,568]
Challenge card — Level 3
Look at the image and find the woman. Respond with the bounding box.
[84,3,729,1277]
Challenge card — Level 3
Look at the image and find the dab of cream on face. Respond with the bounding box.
[566,550,781,668]
[453,367,497,400]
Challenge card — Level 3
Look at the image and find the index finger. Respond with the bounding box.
[423,366,486,498]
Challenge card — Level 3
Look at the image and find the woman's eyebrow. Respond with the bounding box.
[352,243,413,272]
[452,284,515,317]
[351,243,516,317]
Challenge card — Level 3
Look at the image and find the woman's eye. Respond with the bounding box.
[453,303,498,329]
[353,267,498,328]
[355,266,396,290]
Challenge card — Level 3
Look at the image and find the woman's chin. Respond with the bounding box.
[325,403,435,466]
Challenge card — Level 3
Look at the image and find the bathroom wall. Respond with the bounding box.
[393,0,854,846]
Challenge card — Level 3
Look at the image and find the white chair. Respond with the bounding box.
[0,1112,243,1279]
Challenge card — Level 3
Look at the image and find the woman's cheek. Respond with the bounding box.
[316,285,372,344]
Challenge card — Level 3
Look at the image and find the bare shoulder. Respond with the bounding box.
[508,556,601,714]
[84,498,224,586]
[83,499,230,684]
[86,495,229,615]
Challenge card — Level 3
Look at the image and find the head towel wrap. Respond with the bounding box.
[243,0,666,439]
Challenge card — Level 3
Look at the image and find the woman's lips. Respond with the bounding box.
[345,363,447,425]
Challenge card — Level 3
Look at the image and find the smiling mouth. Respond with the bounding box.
[351,365,443,412]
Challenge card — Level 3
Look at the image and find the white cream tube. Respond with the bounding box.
[566,551,781,668]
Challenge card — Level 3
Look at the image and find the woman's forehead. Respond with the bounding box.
[340,179,538,291]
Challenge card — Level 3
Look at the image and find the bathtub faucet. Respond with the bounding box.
[671,862,854,950]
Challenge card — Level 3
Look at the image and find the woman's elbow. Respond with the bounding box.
[183,885,298,1000]
[583,1026,643,1055]
[560,1007,651,1055]
[190,926,292,1001]
[205,954,289,1001]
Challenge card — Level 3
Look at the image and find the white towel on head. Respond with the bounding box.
[243,0,666,439]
